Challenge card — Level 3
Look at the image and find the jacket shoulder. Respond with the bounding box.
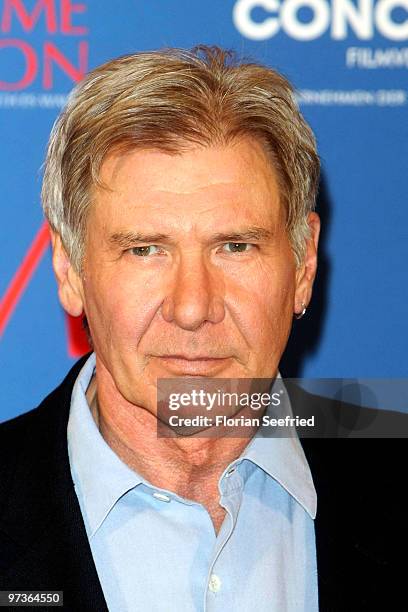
[0,355,90,498]
[286,381,408,439]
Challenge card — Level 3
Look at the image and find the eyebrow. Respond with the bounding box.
[109,231,172,249]
[210,227,274,242]
[108,226,274,248]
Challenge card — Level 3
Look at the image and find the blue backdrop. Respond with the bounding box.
[1,0,407,421]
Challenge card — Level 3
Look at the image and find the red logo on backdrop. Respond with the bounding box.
[0,0,88,90]
[0,222,91,357]
[0,2,91,355]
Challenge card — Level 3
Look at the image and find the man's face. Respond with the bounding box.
[55,138,318,413]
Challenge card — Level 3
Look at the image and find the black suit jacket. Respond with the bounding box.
[1,357,407,611]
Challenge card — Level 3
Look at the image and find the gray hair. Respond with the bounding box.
[42,45,320,271]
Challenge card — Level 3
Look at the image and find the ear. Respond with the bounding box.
[294,212,320,316]
[50,230,84,317]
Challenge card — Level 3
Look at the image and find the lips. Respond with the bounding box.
[158,354,227,361]
[154,355,231,375]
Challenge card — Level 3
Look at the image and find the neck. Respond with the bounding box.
[85,369,253,532]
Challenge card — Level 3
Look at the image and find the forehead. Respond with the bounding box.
[90,138,284,233]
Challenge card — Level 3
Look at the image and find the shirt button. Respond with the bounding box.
[208,573,222,593]
[152,492,171,502]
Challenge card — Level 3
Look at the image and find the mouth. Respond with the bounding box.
[155,355,232,376]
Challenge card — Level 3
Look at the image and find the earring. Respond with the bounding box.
[295,302,307,320]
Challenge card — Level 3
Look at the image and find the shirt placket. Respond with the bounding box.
[204,466,244,612]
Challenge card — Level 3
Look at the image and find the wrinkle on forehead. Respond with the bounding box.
[153,180,238,195]
[99,138,280,195]
[91,139,283,235]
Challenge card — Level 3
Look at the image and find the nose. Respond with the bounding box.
[161,252,225,330]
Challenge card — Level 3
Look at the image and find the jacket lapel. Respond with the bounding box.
[0,356,108,611]
[300,421,406,608]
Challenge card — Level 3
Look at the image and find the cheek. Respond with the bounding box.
[226,261,295,377]
[230,258,295,334]
[82,271,160,355]
[254,289,294,356]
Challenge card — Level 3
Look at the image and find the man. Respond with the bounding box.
[0,46,406,611]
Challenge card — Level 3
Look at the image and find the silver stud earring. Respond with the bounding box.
[295,302,307,319]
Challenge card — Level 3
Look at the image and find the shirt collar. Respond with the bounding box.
[68,353,143,538]
[68,355,316,538]
[224,374,317,520]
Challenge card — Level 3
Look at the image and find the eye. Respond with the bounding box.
[129,245,161,257]
[222,242,253,253]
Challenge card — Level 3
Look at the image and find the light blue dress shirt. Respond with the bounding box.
[68,354,318,612]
